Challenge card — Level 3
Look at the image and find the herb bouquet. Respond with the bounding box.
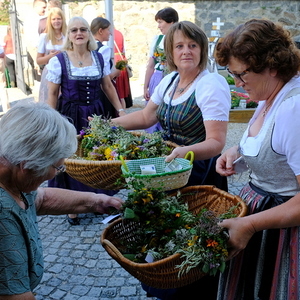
[101,183,247,289]
[65,115,177,190]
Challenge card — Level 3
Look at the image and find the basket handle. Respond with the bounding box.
[120,155,129,172]
[184,151,194,165]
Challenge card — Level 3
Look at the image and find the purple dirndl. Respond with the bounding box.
[48,51,118,195]
[145,70,164,133]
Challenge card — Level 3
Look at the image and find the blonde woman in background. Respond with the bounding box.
[36,7,67,102]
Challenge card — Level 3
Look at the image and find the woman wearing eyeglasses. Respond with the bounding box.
[0,102,123,299]
[215,19,300,299]
[46,16,124,225]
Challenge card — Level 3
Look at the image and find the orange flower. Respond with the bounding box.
[206,239,218,247]
[142,198,151,204]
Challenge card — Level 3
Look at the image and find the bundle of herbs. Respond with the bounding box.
[118,180,238,276]
[77,115,173,161]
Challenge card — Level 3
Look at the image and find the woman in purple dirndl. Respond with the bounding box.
[46,16,126,225]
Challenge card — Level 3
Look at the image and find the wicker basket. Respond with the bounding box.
[121,152,193,191]
[65,134,178,190]
[101,185,248,289]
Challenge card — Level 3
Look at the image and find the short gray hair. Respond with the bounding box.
[0,102,77,177]
[63,16,97,51]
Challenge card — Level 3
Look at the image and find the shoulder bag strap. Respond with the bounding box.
[114,40,124,60]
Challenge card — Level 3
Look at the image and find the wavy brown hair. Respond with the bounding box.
[215,19,300,83]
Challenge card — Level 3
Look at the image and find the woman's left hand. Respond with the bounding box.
[219,217,256,260]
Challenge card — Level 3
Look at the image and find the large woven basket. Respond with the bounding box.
[101,185,248,289]
[65,134,178,190]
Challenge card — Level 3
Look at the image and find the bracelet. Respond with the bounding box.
[118,108,125,112]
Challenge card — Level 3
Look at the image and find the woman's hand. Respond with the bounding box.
[93,194,123,214]
[165,146,191,162]
[216,145,240,176]
[118,110,126,117]
[144,88,150,101]
[49,50,61,56]
[219,217,256,260]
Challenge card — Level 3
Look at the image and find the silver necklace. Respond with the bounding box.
[78,61,83,67]
[55,34,63,41]
[176,72,200,94]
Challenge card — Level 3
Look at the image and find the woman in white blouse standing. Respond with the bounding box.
[90,16,124,117]
[36,7,66,103]
[112,20,230,299]
[46,16,124,225]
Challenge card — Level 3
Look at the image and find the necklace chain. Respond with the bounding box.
[176,73,200,95]
[262,101,274,117]
[55,33,63,41]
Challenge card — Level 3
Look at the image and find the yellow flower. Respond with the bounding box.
[147,192,153,200]
[187,236,198,247]
[104,147,113,160]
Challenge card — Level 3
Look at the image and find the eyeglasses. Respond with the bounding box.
[226,67,250,83]
[52,164,66,173]
[69,27,88,34]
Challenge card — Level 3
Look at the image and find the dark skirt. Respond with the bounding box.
[217,182,295,300]
[48,172,119,196]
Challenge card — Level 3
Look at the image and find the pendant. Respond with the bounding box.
[78,61,83,67]
[177,88,184,94]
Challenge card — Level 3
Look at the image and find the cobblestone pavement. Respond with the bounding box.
[3,82,250,299]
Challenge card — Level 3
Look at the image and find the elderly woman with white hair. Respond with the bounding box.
[0,102,122,299]
[46,16,125,225]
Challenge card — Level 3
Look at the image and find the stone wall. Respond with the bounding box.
[15,1,300,80]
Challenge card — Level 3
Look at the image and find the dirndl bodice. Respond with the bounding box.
[157,91,205,146]
[56,51,106,132]
[157,88,226,189]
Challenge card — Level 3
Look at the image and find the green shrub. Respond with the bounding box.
[226,76,235,85]
[0,0,9,25]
